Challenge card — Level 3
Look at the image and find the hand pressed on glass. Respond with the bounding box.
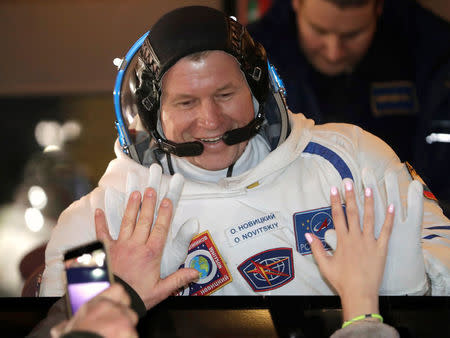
[95,187,199,309]
[306,179,394,321]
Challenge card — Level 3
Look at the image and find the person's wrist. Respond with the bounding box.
[114,275,147,317]
[340,291,379,322]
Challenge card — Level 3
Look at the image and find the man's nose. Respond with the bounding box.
[197,99,223,129]
[324,36,345,62]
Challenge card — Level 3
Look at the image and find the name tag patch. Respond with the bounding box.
[178,231,232,296]
[225,212,281,247]
[293,206,344,255]
[237,247,294,292]
[371,81,418,117]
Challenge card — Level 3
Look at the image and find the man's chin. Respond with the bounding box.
[197,163,233,171]
[316,64,351,76]
[310,58,353,76]
[190,156,235,172]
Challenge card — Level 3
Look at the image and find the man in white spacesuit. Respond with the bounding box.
[40,6,449,301]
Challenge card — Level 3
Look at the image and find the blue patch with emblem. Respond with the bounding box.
[237,247,294,292]
[293,205,345,255]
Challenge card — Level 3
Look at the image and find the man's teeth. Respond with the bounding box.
[201,136,222,143]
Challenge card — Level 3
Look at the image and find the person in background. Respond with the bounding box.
[247,0,450,214]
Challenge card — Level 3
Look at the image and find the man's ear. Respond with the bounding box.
[291,0,301,13]
[376,0,384,17]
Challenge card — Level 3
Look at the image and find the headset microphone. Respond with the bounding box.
[156,138,204,157]
[222,111,265,146]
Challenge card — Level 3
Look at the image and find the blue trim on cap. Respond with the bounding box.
[303,142,353,180]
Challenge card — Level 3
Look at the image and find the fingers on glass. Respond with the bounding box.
[379,203,395,246]
[306,232,332,276]
[343,179,360,233]
[132,188,157,242]
[363,187,375,236]
[147,198,173,250]
[330,185,347,236]
[119,191,142,240]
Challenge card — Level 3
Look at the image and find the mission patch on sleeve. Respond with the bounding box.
[178,231,232,296]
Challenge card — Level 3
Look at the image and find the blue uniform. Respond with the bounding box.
[247,0,450,214]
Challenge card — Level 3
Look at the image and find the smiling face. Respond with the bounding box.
[292,0,382,76]
[160,50,255,171]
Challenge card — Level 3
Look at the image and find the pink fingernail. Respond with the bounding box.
[388,203,395,213]
[330,186,338,196]
[345,181,353,191]
[365,187,372,197]
[305,233,313,244]
[161,199,170,208]
[132,191,140,200]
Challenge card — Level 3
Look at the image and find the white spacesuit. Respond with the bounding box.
[40,5,450,298]
[40,110,450,297]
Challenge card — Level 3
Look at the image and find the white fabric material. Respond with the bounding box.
[40,111,450,296]
[378,170,427,294]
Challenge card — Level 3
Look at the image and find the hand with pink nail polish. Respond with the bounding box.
[306,181,395,322]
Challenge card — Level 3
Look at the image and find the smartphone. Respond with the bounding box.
[63,240,113,316]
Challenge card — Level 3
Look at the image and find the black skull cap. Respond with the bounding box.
[147,6,232,80]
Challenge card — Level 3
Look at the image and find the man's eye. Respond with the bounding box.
[312,26,327,35]
[178,100,193,107]
[342,32,360,39]
[218,92,233,99]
